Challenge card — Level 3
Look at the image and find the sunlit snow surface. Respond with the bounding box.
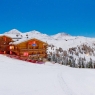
[0,55,95,95]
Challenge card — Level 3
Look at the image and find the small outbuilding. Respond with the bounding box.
[0,35,14,54]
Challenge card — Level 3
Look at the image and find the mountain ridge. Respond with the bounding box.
[1,29,95,65]
[1,29,95,50]
[3,29,71,37]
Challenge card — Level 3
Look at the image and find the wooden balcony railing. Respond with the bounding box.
[20,48,46,51]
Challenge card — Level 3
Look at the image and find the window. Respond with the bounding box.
[23,52,28,56]
[9,46,14,50]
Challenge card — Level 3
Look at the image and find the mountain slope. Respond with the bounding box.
[51,32,70,40]
[4,29,22,35]
[1,29,95,51]
[0,54,95,95]
[1,29,95,64]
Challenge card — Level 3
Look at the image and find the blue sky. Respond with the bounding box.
[0,0,95,37]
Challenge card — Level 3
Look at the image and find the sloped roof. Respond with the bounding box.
[0,35,14,41]
[0,34,21,39]
[10,37,48,45]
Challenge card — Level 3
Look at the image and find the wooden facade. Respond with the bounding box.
[9,38,48,60]
[0,35,13,54]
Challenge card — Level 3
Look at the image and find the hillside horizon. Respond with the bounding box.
[1,28,95,38]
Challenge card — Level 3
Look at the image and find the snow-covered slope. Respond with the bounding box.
[0,29,95,94]
[0,29,22,39]
[1,29,95,63]
[2,29,95,50]
[23,30,53,40]
[4,29,22,35]
[51,32,70,40]
[0,54,95,95]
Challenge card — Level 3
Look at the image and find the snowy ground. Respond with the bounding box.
[0,55,95,95]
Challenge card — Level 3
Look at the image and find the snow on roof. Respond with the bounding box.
[0,34,22,39]
[0,34,14,40]
[10,37,48,45]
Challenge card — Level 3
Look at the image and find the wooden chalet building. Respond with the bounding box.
[0,35,14,54]
[9,38,48,60]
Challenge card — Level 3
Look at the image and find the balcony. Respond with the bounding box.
[20,48,46,51]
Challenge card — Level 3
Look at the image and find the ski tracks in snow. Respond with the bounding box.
[57,72,75,95]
